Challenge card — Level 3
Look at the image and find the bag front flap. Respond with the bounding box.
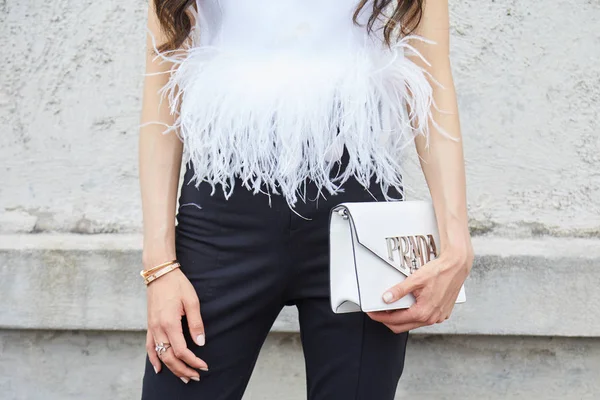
[335,200,441,277]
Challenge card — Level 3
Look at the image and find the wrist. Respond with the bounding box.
[142,260,181,286]
[142,225,176,264]
[438,218,473,268]
[437,211,468,249]
[142,248,177,270]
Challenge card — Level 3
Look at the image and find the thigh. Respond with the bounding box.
[297,298,409,400]
[291,156,408,400]
[141,170,289,400]
[141,304,282,400]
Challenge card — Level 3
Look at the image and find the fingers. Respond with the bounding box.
[164,319,209,372]
[159,347,200,383]
[384,321,424,334]
[367,309,426,334]
[146,330,161,374]
[183,293,206,347]
[367,308,429,333]
[154,327,202,383]
[367,307,419,325]
[368,306,450,334]
[382,273,424,304]
[366,309,425,334]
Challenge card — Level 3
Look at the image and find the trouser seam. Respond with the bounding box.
[354,313,367,400]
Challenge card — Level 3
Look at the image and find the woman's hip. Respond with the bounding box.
[177,146,403,220]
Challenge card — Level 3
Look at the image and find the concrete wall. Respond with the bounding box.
[1,0,599,399]
[2,331,599,400]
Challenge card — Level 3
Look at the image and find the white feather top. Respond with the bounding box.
[144,0,459,209]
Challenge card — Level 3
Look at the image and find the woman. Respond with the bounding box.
[139,0,474,398]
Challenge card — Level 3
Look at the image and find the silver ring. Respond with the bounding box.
[155,342,171,357]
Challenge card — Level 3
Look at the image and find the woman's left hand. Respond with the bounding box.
[366,245,474,333]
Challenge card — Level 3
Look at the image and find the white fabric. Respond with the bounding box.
[144,0,460,209]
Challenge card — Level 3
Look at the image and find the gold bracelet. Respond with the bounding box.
[143,263,181,286]
[140,259,179,279]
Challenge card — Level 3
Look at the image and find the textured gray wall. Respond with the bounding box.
[2,236,600,336]
[2,331,599,400]
[1,0,600,399]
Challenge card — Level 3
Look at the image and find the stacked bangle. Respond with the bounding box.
[140,259,180,285]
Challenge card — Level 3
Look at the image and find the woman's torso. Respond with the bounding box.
[154,0,433,208]
[197,0,370,52]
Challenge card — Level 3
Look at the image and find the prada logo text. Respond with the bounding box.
[385,235,438,273]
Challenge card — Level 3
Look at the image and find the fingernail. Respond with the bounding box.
[196,334,205,346]
[190,376,200,381]
[153,366,158,374]
[383,291,394,303]
[199,367,209,372]
[180,377,190,384]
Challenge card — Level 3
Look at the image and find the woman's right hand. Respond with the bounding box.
[145,266,209,383]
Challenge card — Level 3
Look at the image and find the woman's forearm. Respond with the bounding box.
[139,124,182,266]
[415,73,469,257]
[410,0,472,261]
[139,3,183,268]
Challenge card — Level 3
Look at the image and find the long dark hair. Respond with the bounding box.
[152,0,424,54]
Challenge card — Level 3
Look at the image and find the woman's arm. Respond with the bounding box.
[139,8,183,271]
[412,0,471,257]
[367,0,474,332]
[139,1,208,382]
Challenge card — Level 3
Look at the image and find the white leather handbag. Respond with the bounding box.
[329,200,467,313]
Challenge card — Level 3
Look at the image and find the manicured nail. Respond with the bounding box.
[180,377,190,384]
[199,367,209,372]
[153,366,158,374]
[190,376,200,382]
[196,334,205,346]
[383,291,394,303]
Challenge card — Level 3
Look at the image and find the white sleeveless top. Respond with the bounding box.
[147,0,454,208]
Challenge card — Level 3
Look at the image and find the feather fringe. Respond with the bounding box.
[141,14,460,210]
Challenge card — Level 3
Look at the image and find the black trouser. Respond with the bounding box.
[141,148,409,400]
